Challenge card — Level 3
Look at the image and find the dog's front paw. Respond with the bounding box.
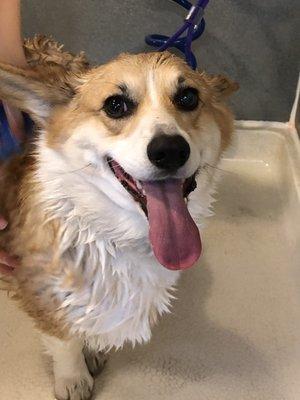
[54,372,94,400]
[84,348,108,377]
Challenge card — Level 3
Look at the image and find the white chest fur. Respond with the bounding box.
[36,145,182,350]
[61,243,179,350]
[36,142,216,351]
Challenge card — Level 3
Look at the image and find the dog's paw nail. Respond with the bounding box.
[55,373,94,400]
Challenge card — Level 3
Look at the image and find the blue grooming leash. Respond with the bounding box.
[145,0,210,70]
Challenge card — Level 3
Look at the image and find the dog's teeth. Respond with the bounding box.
[136,181,142,190]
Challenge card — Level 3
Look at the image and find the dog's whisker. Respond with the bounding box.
[60,163,92,175]
[204,163,234,175]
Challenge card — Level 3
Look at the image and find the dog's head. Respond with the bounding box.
[0,52,238,270]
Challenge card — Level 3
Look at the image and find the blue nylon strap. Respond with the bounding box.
[145,0,210,70]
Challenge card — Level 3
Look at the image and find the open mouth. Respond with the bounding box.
[107,158,198,214]
[107,157,202,271]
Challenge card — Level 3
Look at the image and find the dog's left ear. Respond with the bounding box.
[201,73,239,100]
[0,62,73,127]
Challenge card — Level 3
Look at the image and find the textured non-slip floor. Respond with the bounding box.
[0,124,299,400]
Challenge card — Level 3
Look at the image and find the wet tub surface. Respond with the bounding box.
[0,122,299,400]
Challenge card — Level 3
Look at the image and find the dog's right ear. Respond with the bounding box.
[0,63,72,127]
[200,72,239,100]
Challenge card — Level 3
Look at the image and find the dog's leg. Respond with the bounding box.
[42,334,94,400]
[83,344,108,377]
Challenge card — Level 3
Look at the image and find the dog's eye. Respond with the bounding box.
[173,87,199,111]
[103,95,135,119]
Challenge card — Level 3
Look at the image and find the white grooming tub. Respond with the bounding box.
[0,80,299,400]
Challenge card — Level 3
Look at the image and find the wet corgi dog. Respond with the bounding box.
[0,37,238,400]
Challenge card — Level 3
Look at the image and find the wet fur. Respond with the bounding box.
[0,36,237,399]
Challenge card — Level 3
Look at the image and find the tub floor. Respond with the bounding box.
[1,125,299,400]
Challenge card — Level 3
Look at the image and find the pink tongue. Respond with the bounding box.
[142,179,202,270]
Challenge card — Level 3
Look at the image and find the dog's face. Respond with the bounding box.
[46,53,236,180]
[0,52,238,270]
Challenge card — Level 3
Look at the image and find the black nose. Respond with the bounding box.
[147,134,190,171]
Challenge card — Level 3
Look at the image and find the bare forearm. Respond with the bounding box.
[0,0,26,67]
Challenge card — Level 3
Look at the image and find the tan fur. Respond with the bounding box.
[0,36,91,338]
[0,38,238,340]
